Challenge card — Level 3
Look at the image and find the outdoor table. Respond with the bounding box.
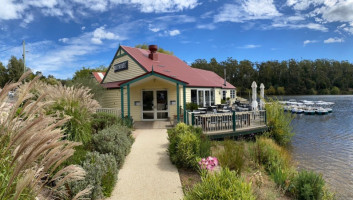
[198,108,207,114]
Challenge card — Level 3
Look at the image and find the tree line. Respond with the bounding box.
[191,58,353,95]
[2,55,353,96]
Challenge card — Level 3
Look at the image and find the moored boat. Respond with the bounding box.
[315,107,328,115]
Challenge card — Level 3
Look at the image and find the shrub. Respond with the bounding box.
[92,124,133,168]
[167,123,210,169]
[91,112,119,134]
[185,168,256,200]
[119,116,134,128]
[293,170,325,200]
[199,134,211,159]
[186,102,198,111]
[265,99,294,146]
[175,131,201,169]
[252,137,290,173]
[69,152,118,199]
[252,137,295,191]
[216,140,245,175]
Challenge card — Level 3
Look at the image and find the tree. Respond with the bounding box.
[135,43,174,55]
[73,66,107,80]
[277,87,285,95]
[266,86,276,95]
[330,86,340,95]
[0,62,8,87]
[7,56,24,82]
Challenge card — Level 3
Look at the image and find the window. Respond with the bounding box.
[191,89,215,107]
[191,90,197,104]
[230,90,235,98]
[222,91,227,100]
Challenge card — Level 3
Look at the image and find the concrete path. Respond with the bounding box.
[107,129,183,200]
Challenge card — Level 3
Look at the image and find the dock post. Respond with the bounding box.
[232,111,236,132]
[192,113,195,126]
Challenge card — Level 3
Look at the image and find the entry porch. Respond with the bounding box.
[119,70,188,123]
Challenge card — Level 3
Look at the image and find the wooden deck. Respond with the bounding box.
[186,110,267,139]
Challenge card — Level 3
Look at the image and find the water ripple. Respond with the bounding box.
[283,95,353,199]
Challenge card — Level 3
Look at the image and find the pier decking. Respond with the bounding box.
[186,110,267,139]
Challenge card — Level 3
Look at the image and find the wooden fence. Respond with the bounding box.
[186,110,266,134]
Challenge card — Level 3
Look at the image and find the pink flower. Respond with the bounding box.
[199,156,219,171]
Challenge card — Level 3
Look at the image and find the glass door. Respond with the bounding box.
[156,90,168,119]
[142,90,169,120]
[142,91,154,120]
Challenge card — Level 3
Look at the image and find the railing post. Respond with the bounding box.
[192,113,195,126]
[186,110,189,125]
[232,111,236,132]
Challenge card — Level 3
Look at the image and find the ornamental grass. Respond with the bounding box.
[0,72,90,200]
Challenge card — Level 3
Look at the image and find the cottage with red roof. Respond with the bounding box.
[96,44,236,122]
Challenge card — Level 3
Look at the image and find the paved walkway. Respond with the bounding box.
[107,129,183,200]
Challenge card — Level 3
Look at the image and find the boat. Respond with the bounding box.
[304,107,315,115]
[315,107,328,115]
[296,108,304,114]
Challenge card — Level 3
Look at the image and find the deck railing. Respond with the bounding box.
[186,110,266,134]
[96,108,121,118]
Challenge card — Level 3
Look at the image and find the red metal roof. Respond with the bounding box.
[105,45,235,89]
[92,72,106,83]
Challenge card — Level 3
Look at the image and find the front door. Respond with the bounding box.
[142,90,169,120]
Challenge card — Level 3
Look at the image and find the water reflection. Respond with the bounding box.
[278,95,353,199]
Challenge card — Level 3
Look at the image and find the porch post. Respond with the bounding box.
[121,86,124,118]
[176,83,180,122]
[127,84,130,118]
[183,85,186,123]
[232,111,236,132]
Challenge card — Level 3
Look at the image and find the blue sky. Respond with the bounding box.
[1,0,353,79]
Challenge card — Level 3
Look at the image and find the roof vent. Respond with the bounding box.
[148,45,158,61]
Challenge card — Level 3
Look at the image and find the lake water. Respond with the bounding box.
[278,95,353,199]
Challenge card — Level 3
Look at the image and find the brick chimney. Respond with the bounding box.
[148,45,158,61]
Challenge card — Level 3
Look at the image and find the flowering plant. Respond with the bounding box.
[199,156,219,171]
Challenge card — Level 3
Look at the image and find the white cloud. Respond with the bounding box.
[91,26,120,44]
[271,22,328,31]
[214,0,281,23]
[81,26,86,30]
[324,37,344,43]
[168,29,180,36]
[20,13,34,27]
[148,24,160,32]
[0,21,136,79]
[237,44,261,49]
[110,0,199,13]
[321,0,353,22]
[303,39,318,46]
[59,38,69,43]
[196,23,216,30]
[73,0,108,12]
[0,0,26,20]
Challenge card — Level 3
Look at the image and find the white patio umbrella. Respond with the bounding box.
[251,81,258,111]
[260,83,265,110]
